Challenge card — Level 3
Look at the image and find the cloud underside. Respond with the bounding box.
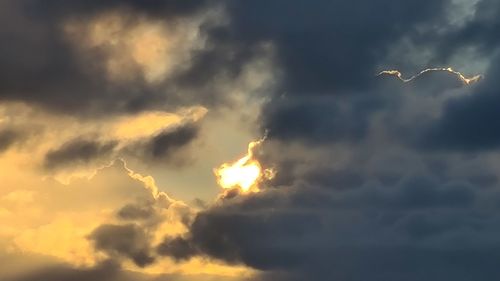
[3,0,500,281]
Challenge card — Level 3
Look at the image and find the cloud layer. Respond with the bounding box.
[3,0,500,281]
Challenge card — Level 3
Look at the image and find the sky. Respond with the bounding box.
[1,0,500,280]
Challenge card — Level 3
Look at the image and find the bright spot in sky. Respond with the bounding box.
[214,139,275,193]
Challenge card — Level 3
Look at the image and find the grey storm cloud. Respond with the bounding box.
[416,57,500,151]
[161,174,500,281]
[154,1,500,280]
[219,0,450,94]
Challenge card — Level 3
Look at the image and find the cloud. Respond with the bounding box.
[0,154,251,279]
[117,202,157,221]
[89,224,156,267]
[33,0,210,18]
[4,260,140,281]
[262,97,373,143]
[0,0,275,117]
[0,129,22,152]
[39,114,202,173]
[220,0,449,94]
[2,154,201,266]
[157,236,199,261]
[44,139,118,169]
[154,2,500,279]
[125,123,200,162]
[0,0,210,115]
[162,178,500,280]
[4,0,500,280]
[41,124,199,170]
[415,56,500,151]
[4,259,250,281]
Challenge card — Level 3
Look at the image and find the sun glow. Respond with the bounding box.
[214,139,275,193]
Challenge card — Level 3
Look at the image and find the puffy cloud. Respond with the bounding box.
[157,236,200,261]
[0,155,251,279]
[89,224,156,267]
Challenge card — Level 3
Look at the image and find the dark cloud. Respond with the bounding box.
[435,0,500,62]
[416,57,500,151]
[3,259,243,281]
[43,138,117,169]
[157,236,199,261]
[0,0,239,116]
[0,0,454,117]
[88,192,190,269]
[3,259,220,281]
[2,260,158,281]
[157,1,500,279]
[29,0,210,18]
[0,129,22,152]
[123,123,199,163]
[117,202,156,221]
[262,96,378,143]
[0,1,116,114]
[261,67,491,150]
[162,177,500,280]
[89,224,155,267]
[115,196,172,225]
[4,261,130,281]
[147,124,199,160]
[237,0,496,148]
[221,0,449,94]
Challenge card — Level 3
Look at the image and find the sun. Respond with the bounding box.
[214,139,275,193]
